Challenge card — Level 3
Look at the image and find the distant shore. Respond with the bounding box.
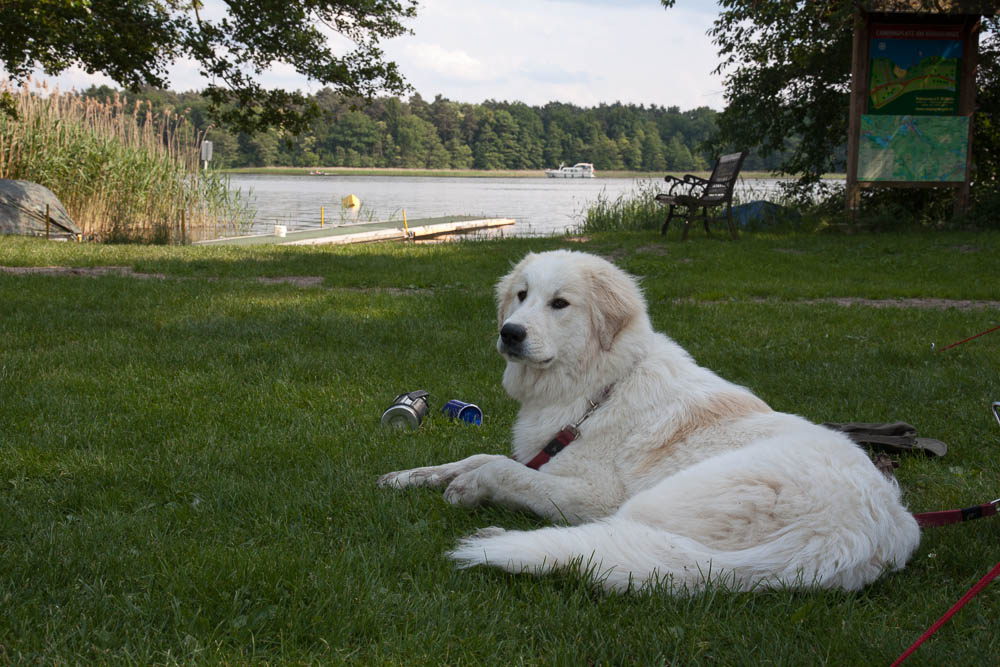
[221,166,845,180]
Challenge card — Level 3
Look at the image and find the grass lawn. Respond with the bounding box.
[1,229,998,664]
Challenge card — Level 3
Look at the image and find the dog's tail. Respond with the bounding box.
[448,517,914,593]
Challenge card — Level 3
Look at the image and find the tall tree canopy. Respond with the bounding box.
[91,86,730,172]
[663,0,1000,202]
[0,0,418,133]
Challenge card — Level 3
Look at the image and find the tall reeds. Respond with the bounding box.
[577,179,665,233]
[0,80,252,243]
[577,178,810,234]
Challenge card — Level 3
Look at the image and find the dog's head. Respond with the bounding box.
[494,250,646,369]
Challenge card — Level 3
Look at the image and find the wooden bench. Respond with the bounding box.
[655,151,747,240]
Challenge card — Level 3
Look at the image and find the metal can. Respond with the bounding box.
[380,390,430,429]
[441,399,483,425]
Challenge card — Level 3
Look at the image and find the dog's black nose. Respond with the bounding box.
[500,323,527,347]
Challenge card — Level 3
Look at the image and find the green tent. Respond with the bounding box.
[0,179,81,240]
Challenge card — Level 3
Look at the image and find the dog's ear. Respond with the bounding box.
[589,262,643,351]
[494,254,532,328]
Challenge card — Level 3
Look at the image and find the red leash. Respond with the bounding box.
[526,425,580,470]
[525,385,613,471]
[891,497,1000,665]
[912,500,998,527]
[938,324,1000,351]
[890,560,1000,666]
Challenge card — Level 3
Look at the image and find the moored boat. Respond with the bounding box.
[544,162,595,178]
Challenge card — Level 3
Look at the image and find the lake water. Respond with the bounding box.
[226,174,790,238]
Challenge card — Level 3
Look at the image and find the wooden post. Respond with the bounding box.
[954,15,980,216]
[845,9,870,216]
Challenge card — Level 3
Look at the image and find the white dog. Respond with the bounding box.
[379,250,920,593]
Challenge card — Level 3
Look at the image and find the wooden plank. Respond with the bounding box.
[284,218,515,246]
[196,217,516,247]
[283,227,407,246]
[405,218,515,238]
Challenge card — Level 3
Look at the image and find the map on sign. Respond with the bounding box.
[858,114,968,182]
[868,25,961,115]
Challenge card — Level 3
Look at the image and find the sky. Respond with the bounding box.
[28,0,727,111]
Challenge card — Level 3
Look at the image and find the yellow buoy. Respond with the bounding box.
[342,194,360,208]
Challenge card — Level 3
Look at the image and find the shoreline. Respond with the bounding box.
[221,166,846,180]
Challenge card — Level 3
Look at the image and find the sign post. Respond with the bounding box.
[200,140,214,171]
[846,4,983,216]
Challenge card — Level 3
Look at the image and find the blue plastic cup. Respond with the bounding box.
[442,399,483,425]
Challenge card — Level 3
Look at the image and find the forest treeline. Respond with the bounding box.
[80,87,789,172]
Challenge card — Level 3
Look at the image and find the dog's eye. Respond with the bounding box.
[551,298,570,310]
[517,290,527,302]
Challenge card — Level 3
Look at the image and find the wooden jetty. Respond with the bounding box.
[194,215,515,247]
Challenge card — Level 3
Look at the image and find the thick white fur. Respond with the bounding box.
[379,250,920,593]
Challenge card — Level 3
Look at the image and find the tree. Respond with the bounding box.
[430,95,462,143]
[617,134,642,170]
[507,102,545,169]
[472,110,505,170]
[324,110,381,162]
[639,123,667,172]
[589,134,623,171]
[446,138,473,169]
[0,0,417,134]
[973,17,1000,204]
[394,115,438,168]
[696,0,855,183]
[662,0,1000,200]
[77,82,725,171]
[239,130,280,167]
[663,134,697,171]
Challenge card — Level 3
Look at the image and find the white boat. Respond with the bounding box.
[545,162,595,178]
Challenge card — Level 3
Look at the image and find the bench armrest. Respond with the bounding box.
[666,174,709,197]
[663,174,705,196]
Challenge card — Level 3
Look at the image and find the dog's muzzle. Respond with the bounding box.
[499,322,527,355]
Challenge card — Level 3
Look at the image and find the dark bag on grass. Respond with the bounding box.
[822,421,947,457]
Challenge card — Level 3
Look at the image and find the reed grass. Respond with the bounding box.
[578,177,816,234]
[577,179,665,232]
[0,80,253,243]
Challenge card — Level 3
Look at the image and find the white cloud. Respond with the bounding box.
[14,0,727,110]
[34,65,117,94]
[384,0,725,109]
[397,43,490,83]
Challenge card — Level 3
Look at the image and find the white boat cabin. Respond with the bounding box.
[544,162,596,178]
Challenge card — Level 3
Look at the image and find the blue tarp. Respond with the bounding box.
[731,200,800,228]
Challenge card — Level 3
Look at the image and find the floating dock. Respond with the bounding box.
[194,216,515,247]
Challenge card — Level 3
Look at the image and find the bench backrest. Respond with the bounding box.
[702,151,746,204]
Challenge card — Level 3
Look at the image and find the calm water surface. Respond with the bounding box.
[227,174,787,237]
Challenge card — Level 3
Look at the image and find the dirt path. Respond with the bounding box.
[4,265,998,309]
[0,265,427,292]
[674,296,1000,311]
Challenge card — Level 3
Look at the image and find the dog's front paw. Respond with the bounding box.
[443,471,486,507]
[377,467,446,489]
